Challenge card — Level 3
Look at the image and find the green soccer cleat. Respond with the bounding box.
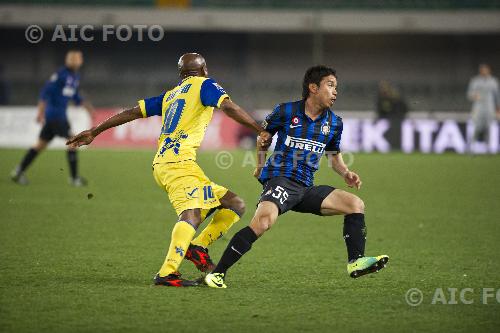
[347,255,389,278]
[204,272,227,289]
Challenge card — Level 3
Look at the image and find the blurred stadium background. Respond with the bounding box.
[0,0,499,152]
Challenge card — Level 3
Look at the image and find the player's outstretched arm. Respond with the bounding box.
[66,106,143,148]
[327,153,362,190]
[219,99,272,145]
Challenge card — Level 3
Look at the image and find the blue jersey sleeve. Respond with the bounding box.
[325,116,343,153]
[39,70,65,101]
[138,93,165,118]
[262,104,284,135]
[200,78,229,108]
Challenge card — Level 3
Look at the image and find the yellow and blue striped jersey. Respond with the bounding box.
[138,76,229,164]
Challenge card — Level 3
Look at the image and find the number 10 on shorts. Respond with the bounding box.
[203,185,215,201]
[272,186,289,204]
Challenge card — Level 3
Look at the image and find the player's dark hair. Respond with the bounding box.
[302,65,337,99]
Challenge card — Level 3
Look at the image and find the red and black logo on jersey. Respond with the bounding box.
[289,116,302,128]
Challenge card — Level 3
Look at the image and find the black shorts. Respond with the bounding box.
[259,176,335,216]
[39,120,71,141]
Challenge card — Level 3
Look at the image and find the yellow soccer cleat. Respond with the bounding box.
[204,272,227,289]
[347,255,389,278]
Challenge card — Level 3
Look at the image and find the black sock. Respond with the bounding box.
[67,150,78,179]
[19,148,39,173]
[343,213,367,262]
[213,226,258,275]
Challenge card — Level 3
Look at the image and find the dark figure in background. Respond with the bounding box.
[10,50,94,186]
[0,65,9,105]
[376,80,408,120]
[376,81,408,148]
[467,63,500,150]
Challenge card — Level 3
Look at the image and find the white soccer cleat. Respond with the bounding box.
[70,177,88,187]
[10,167,28,185]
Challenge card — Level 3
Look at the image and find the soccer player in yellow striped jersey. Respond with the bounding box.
[67,53,272,286]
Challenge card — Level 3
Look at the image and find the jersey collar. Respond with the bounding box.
[64,65,78,74]
[178,75,208,86]
[300,99,330,122]
[178,76,193,86]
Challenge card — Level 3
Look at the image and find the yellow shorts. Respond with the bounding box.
[152,160,228,216]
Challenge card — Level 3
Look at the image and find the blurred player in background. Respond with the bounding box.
[376,80,408,120]
[376,80,408,148]
[205,66,388,289]
[11,50,94,186]
[467,63,500,151]
[67,53,271,287]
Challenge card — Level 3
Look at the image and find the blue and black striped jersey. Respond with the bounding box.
[259,100,343,187]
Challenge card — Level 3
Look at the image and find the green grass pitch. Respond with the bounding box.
[0,148,499,332]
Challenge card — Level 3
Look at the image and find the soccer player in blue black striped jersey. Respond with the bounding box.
[11,50,94,186]
[205,66,389,288]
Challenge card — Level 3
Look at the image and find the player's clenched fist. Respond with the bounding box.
[258,130,272,147]
[66,129,96,148]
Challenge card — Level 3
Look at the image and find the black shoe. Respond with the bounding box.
[185,244,216,272]
[153,272,199,287]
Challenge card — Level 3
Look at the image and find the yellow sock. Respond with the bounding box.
[191,209,240,248]
[200,208,212,221]
[158,221,196,277]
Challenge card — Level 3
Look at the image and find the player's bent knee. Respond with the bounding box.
[220,192,246,217]
[34,142,47,151]
[179,208,202,228]
[350,196,365,214]
[250,212,276,236]
[250,201,279,236]
[230,196,246,217]
[259,217,273,232]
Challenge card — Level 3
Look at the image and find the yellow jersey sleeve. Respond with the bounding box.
[138,92,165,118]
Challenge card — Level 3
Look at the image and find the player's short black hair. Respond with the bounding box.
[302,65,337,99]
